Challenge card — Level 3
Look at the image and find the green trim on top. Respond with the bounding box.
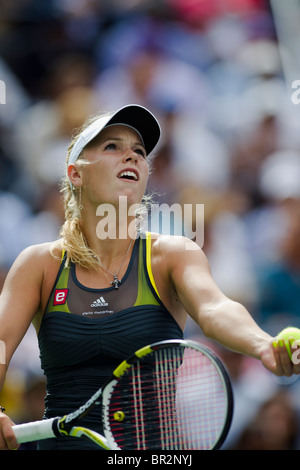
[134,235,160,307]
[47,258,71,314]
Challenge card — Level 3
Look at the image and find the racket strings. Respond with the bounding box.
[107,345,228,450]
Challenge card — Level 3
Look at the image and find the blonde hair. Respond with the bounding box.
[54,113,153,271]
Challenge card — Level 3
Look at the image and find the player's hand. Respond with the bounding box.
[0,411,19,450]
[260,338,300,376]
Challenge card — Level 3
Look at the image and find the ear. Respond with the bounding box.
[68,164,83,188]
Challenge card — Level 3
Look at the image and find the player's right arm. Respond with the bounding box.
[0,243,51,449]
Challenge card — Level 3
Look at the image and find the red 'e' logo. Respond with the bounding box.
[53,289,69,306]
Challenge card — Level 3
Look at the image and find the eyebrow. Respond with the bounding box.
[101,137,145,148]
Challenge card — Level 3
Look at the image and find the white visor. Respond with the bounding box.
[68,104,161,167]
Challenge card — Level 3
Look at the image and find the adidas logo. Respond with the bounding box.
[91,296,109,307]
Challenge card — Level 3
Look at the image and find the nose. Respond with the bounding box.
[122,147,139,163]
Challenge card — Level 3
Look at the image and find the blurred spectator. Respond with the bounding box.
[255,197,300,332]
[12,84,98,202]
[233,390,299,450]
[0,57,30,129]
[0,190,32,268]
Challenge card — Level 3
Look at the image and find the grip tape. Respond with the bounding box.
[13,418,56,444]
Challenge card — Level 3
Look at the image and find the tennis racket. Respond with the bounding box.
[13,339,233,450]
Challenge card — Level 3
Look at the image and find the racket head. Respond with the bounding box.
[102,339,234,450]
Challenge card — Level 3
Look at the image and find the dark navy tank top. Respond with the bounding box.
[37,232,183,450]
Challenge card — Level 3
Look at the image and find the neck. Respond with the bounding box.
[80,209,137,267]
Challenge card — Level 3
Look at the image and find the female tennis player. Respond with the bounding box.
[0,104,299,450]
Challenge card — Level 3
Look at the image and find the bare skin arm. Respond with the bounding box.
[0,243,55,449]
[154,235,299,377]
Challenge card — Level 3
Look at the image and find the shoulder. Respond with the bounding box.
[10,239,63,274]
[148,232,203,258]
[147,232,210,278]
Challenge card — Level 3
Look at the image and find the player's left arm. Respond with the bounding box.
[161,236,296,376]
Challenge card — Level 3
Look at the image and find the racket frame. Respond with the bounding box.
[102,339,234,450]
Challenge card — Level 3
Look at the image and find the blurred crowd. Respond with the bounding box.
[1,0,300,450]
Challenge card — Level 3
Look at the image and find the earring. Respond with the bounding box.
[78,186,83,211]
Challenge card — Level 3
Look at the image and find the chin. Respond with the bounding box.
[116,187,144,204]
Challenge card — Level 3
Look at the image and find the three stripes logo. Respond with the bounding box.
[91,296,108,307]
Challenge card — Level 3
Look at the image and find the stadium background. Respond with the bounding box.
[1,0,300,449]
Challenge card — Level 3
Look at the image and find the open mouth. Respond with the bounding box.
[117,170,139,181]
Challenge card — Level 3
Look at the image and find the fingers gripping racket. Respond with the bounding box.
[13,339,233,450]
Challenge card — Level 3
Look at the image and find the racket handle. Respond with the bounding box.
[13,418,57,444]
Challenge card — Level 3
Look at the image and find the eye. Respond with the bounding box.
[104,142,117,151]
[135,147,147,158]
